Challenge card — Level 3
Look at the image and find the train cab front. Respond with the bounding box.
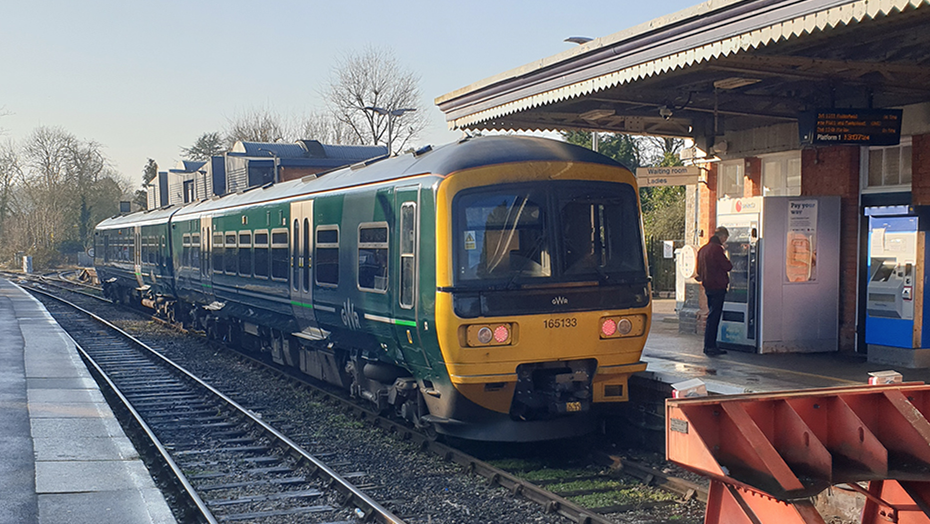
[430,163,651,442]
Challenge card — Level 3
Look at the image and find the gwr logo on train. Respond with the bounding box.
[341,299,361,330]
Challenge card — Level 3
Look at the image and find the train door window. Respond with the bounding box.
[191,233,200,270]
[103,234,109,263]
[253,230,269,278]
[358,223,388,292]
[182,234,191,268]
[213,231,223,274]
[202,227,210,276]
[400,202,417,308]
[302,218,310,292]
[160,236,166,269]
[292,220,300,290]
[315,226,339,287]
[238,231,252,276]
[225,233,237,274]
[270,229,288,281]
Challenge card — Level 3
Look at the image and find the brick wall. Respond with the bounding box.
[913,134,930,207]
[688,163,720,334]
[801,146,860,352]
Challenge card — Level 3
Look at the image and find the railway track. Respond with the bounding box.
[27,286,404,524]
[18,275,707,523]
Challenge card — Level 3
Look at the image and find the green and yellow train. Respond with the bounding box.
[95,135,651,441]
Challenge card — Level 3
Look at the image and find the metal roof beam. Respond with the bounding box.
[711,55,930,92]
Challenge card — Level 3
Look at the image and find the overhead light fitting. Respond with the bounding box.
[580,108,615,120]
[714,77,761,90]
[658,106,673,120]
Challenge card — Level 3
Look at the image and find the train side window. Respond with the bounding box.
[191,233,200,270]
[315,226,339,287]
[270,229,288,281]
[400,202,417,308]
[358,223,388,293]
[213,232,223,274]
[238,231,252,276]
[225,233,237,274]
[253,230,269,278]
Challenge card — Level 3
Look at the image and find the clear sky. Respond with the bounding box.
[1,0,698,188]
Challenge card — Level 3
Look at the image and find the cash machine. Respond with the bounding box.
[715,196,841,353]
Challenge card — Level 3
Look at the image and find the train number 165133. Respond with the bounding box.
[543,317,577,329]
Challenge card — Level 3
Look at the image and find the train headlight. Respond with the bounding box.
[617,318,633,335]
[466,323,515,347]
[599,315,646,339]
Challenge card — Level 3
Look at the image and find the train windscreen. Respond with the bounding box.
[454,182,645,286]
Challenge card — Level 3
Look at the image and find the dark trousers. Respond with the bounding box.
[704,289,727,351]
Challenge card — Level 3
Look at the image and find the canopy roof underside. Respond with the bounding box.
[436,0,930,138]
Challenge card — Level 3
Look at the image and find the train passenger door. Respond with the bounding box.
[200,214,213,302]
[289,200,318,330]
[393,185,430,370]
[134,226,143,288]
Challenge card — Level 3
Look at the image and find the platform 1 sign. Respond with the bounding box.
[635,166,700,187]
[799,109,902,146]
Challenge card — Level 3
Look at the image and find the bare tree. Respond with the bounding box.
[181,132,225,161]
[223,108,290,149]
[297,110,364,145]
[3,126,124,267]
[324,45,427,154]
[0,140,21,244]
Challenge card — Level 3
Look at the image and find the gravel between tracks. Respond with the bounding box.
[50,292,705,523]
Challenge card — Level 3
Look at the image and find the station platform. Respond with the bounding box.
[0,277,177,524]
[643,298,930,393]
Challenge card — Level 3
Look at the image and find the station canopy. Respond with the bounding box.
[436,0,930,148]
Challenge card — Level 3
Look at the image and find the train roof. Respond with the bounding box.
[96,205,180,230]
[120,136,624,223]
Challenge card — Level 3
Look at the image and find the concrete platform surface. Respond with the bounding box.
[0,277,176,524]
[644,298,930,394]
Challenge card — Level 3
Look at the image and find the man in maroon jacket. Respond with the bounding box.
[696,226,733,356]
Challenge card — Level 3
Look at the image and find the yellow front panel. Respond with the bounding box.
[432,160,650,413]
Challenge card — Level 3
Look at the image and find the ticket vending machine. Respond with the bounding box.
[715,196,841,353]
[865,207,930,366]
[715,197,761,349]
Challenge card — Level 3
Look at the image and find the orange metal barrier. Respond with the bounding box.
[666,383,930,523]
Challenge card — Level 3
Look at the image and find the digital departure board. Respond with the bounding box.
[799,109,902,146]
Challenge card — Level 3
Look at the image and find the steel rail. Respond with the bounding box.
[25,284,406,524]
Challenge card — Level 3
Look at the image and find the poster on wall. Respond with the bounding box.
[786,200,818,282]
